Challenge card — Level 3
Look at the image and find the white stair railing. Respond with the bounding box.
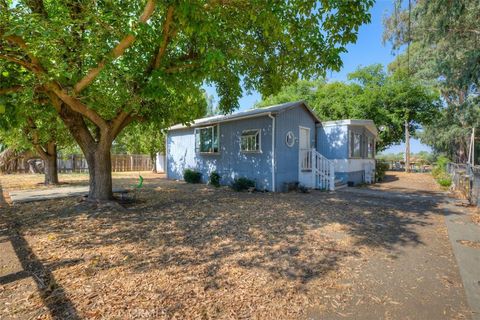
[300,148,335,190]
[313,149,335,191]
[300,148,313,170]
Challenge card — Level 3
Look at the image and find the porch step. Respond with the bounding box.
[334,179,347,188]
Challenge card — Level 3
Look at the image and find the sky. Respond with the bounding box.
[204,0,431,154]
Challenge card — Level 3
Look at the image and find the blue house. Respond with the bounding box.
[166,101,377,191]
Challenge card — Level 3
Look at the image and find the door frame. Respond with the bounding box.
[299,126,311,150]
[298,126,313,187]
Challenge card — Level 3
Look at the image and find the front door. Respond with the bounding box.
[299,127,310,150]
[299,126,313,186]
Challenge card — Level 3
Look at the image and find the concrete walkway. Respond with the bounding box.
[444,200,480,320]
[9,186,127,204]
[315,173,473,319]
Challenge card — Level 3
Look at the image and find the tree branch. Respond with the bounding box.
[110,111,134,139]
[0,85,23,94]
[154,5,175,69]
[47,83,108,131]
[0,54,36,71]
[73,0,156,93]
[164,62,198,73]
[4,35,41,67]
[24,118,48,159]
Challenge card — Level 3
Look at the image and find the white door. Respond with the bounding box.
[299,127,310,150]
[299,127,313,187]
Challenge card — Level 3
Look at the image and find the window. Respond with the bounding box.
[285,131,295,147]
[195,125,219,153]
[350,131,362,158]
[368,137,375,158]
[241,129,261,152]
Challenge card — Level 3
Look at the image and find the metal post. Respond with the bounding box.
[473,127,475,166]
[405,120,410,172]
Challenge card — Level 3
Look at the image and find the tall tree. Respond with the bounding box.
[383,0,480,162]
[258,65,441,151]
[0,0,374,200]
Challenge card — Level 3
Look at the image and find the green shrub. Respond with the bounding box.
[231,177,255,191]
[437,177,452,187]
[375,160,389,182]
[209,171,221,187]
[183,169,202,183]
[432,156,450,179]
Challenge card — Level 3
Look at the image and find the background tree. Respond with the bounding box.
[0,61,75,184]
[0,0,374,200]
[384,0,480,163]
[115,99,206,172]
[0,87,73,184]
[258,64,441,151]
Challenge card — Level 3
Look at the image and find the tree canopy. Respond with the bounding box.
[383,0,480,163]
[0,0,374,199]
[257,64,441,151]
[1,0,374,199]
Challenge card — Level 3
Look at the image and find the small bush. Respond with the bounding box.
[231,177,255,191]
[437,177,452,187]
[209,171,221,187]
[184,169,202,183]
[375,161,389,182]
[432,156,450,179]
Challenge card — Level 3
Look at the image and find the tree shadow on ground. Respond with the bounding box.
[0,185,82,320]
[8,176,451,294]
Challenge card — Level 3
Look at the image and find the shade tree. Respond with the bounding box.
[0,0,374,199]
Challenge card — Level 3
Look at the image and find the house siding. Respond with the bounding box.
[316,124,349,159]
[167,116,274,190]
[274,106,317,191]
[317,124,375,185]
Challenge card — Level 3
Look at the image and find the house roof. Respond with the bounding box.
[168,100,321,130]
[320,119,378,136]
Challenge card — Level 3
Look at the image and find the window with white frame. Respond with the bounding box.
[349,131,362,158]
[195,125,219,153]
[240,129,261,152]
[367,137,375,158]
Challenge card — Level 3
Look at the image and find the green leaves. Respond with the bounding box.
[1,0,374,155]
[257,65,441,151]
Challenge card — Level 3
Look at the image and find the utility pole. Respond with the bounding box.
[405,120,410,172]
[468,127,475,166]
[473,127,476,166]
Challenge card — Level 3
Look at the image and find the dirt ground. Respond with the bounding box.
[0,172,472,319]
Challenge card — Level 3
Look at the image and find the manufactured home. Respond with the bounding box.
[166,101,377,191]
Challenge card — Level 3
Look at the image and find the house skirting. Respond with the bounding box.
[330,158,375,185]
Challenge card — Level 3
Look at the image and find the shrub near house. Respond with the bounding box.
[184,169,202,184]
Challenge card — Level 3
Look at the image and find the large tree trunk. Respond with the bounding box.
[150,152,157,173]
[43,153,59,185]
[85,142,114,200]
[55,97,132,201]
[34,141,59,185]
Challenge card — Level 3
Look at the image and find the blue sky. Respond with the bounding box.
[204,0,431,154]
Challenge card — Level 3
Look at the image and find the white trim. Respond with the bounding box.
[299,126,311,149]
[321,119,378,136]
[268,113,276,192]
[195,124,220,154]
[240,129,262,153]
[165,133,169,178]
[285,131,295,147]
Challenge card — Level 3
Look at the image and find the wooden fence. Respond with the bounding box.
[4,154,153,174]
